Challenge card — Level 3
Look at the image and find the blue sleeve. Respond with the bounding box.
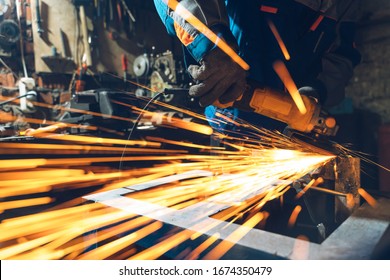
[153,0,176,36]
[153,0,236,62]
[187,24,238,62]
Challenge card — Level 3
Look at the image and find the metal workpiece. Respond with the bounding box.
[292,156,361,236]
[320,157,361,223]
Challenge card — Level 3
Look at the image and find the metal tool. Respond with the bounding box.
[79,5,92,66]
[0,19,20,49]
[168,79,338,137]
[214,79,338,137]
[35,0,44,37]
[75,55,88,92]
[121,54,128,82]
[133,54,150,77]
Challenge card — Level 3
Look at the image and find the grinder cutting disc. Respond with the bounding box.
[286,129,343,156]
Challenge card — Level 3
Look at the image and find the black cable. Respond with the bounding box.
[0,92,36,107]
[118,91,165,172]
[118,88,189,172]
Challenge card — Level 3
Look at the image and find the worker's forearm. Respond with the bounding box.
[167,0,230,34]
[154,0,233,61]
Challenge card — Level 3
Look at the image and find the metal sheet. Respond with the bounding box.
[83,170,390,259]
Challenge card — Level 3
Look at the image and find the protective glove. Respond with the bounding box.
[298,80,328,106]
[187,47,247,107]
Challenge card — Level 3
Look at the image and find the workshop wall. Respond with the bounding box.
[345,0,390,192]
[346,0,390,123]
[31,0,181,76]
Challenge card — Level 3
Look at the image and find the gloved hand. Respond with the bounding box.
[187,47,247,107]
[298,80,327,106]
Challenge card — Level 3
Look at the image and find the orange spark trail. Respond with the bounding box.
[288,205,302,228]
[78,221,162,260]
[0,205,137,259]
[0,99,340,260]
[267,19,291,60]
[145,136,224,150]
[203,212,264,259]
[358,188,377,208]
[0,197,53,213]
[4,115,98,133]
[111,100,214,135]
[295,177,324,200]
[31,100,135,123]
[30,133,161,147]
[2,96,133,129]
[112,98,212,124]
[185,233,220,260]
[104,72,158,93]
[0,142,185,155]
[129,229,194,260]
[273,60,307,114]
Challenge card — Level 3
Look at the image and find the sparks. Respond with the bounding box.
[267,19,291,60]
[0,88,341,260]
[273,60,307,114]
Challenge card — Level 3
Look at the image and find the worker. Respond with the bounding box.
[153,0,361,133]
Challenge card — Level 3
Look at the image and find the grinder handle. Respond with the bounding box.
[213,79,320,133]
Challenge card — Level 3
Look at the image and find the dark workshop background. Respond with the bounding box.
[29,0,183,74]
[0,0,389,192]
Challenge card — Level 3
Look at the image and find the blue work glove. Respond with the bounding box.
[187,47,247,107]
